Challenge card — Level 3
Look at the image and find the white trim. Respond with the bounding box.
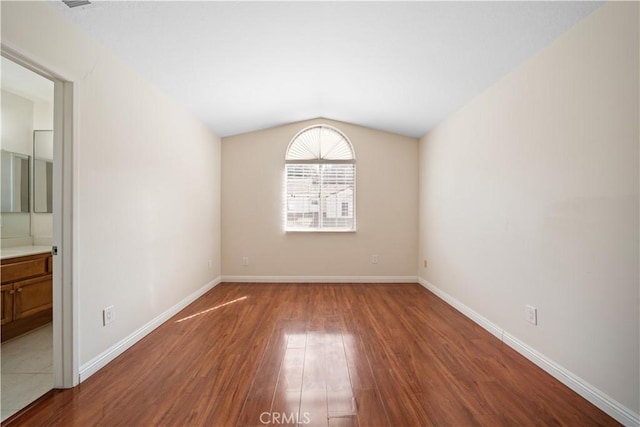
[418,278,640,427]
[57,79,77,388]
[222,275,418,283]
[78,277,222,383]
[418,277,503,341]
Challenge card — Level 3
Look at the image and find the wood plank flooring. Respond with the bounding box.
[5,283,618,426]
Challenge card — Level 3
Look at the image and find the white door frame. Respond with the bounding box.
[2,45,78,388]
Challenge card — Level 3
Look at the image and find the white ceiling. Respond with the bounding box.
[50,1,603,138]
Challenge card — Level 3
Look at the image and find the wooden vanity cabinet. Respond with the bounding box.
[1,252,53,342]
[1,283,14,325]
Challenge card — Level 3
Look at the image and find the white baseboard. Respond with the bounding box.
[418,278,639,427]
[221,275,418,283]
[418,277,504,341]
[78,276,222,383]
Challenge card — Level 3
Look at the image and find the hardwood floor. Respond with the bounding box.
[5,283,618,426]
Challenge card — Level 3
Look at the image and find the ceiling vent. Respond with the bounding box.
[62,0,91,8]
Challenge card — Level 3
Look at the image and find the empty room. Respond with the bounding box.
[0,1,638,426]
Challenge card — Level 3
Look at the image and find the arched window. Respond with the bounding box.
[285,125,356,231]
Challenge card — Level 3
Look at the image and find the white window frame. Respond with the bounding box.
[284,125,356,232]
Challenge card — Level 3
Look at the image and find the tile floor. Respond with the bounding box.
[1,323,53,421]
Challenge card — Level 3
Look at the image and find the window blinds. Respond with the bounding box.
[286,163,355,230]
[285,125,356,231]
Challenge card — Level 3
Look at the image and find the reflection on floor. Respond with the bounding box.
[1,323,53,421]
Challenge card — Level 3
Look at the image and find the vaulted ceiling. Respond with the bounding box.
[51,1,603,138]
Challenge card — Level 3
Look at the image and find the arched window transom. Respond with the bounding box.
[285,125,356,231]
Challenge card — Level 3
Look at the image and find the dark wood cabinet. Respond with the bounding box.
[1,252,52,341]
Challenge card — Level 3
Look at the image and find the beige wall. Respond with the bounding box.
[419,2,639,415]
[33,99,54,131]
[1,89,33,155]
[222,118,418,279]
[2,2,222,368]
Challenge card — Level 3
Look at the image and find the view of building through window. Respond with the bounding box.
[285,125,356,231]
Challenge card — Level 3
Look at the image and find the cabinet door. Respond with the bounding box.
[1,284,14,325]
[14,276,52,319]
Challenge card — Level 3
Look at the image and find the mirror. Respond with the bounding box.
[33,130,53,213]
[1,150,30,213]
[34,160,53,213]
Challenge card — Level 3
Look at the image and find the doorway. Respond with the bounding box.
[1,50,76,421]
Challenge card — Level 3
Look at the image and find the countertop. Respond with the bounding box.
[1,245,52,260]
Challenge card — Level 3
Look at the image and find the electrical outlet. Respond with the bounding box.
[103,306,114,326]
[525,305,537,325]
[242,256,249,266]
[371,255,379,264]
[423,259,428,268]
[208,260,213,269]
